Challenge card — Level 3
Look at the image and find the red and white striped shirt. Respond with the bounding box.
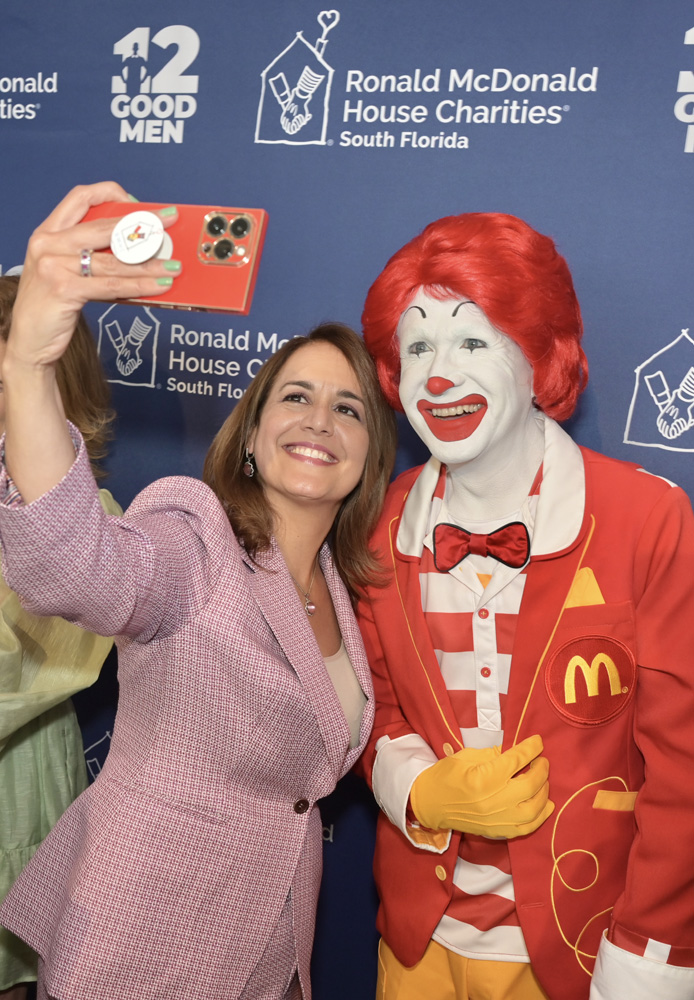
[419,465,541,961]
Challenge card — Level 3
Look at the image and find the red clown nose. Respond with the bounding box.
[426,376,455,396]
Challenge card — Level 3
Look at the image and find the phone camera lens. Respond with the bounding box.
[213,239,235,260]
[206,215,227,237]
[230,216,251,238]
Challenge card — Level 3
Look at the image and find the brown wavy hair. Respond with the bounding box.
[0,275,115,476]
[204,322,397,601]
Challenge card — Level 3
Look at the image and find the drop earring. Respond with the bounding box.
[243,449,256,478]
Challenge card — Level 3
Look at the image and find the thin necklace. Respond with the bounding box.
[290,557,319,617]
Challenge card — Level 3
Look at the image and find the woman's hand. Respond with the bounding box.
[8,181,180,370]
[2,182,180,504]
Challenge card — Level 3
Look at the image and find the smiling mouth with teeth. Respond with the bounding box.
[285,445,338,464]
[431,402,484,418]
[416,393,487,442]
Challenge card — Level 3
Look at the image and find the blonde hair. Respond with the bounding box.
[0,275,115,476]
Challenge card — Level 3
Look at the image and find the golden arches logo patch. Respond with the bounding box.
[545,636,636,726]
[564,653,622,704]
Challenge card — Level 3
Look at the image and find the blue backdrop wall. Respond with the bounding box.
[2,2,694,995]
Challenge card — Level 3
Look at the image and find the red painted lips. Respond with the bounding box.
[416,394,487,441]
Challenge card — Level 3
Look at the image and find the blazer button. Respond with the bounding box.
[294,798,310,814]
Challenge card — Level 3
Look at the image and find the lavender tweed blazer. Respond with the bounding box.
[0,435,374,1000]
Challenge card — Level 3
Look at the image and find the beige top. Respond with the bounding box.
[323,640,367,749]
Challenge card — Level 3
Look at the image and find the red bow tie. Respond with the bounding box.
[433,521,530,572]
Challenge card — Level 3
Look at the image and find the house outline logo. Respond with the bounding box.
[96,304,160,388]
[624,329,694,452]
[255,11,340,146]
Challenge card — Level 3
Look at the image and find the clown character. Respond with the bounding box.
[357,213,694,1000]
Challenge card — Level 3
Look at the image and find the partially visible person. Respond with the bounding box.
[0,275,121,1000]
[0,183,397,1000]
[357,212,694,1000]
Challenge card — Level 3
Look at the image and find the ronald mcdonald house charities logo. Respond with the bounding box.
[624,329,694,452]
[96,305,159,387]
[256,11,340,145]
[0,71,57,122]
[110,26,200,143]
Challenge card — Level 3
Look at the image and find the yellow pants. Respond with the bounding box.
[377,938,550,1000]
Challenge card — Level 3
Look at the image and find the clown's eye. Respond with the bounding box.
[407,341,431,357]
[461,338,487,352]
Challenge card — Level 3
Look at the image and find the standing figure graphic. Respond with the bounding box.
[121,43,148,96]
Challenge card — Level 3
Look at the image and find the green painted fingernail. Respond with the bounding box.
[157,277,174,287]
[163,259,181,272]
[158,205,177,217]
[127,193,139,202]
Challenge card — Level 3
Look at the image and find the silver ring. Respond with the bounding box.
[80,249,93,278]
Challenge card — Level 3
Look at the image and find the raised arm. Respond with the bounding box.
[2,182,179,502]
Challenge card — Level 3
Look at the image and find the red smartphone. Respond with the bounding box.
[83,202,268,314]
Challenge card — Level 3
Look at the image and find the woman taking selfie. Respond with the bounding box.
[0,182,397,1000]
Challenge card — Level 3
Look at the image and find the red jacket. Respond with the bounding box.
[358,425,694,1000]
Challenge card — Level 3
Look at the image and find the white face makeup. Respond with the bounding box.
[248,341,370,523]
[397,289,536,470]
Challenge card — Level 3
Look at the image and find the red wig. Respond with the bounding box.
[361,213,588,421]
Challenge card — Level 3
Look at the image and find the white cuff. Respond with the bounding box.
[590,935,694,1000]
[372,733,451,853]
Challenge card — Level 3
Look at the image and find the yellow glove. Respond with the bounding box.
[409,734,554,839]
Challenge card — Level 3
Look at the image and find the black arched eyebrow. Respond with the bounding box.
[279,380,364,404]
[403,305,427,319]
[451,300,474,316]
